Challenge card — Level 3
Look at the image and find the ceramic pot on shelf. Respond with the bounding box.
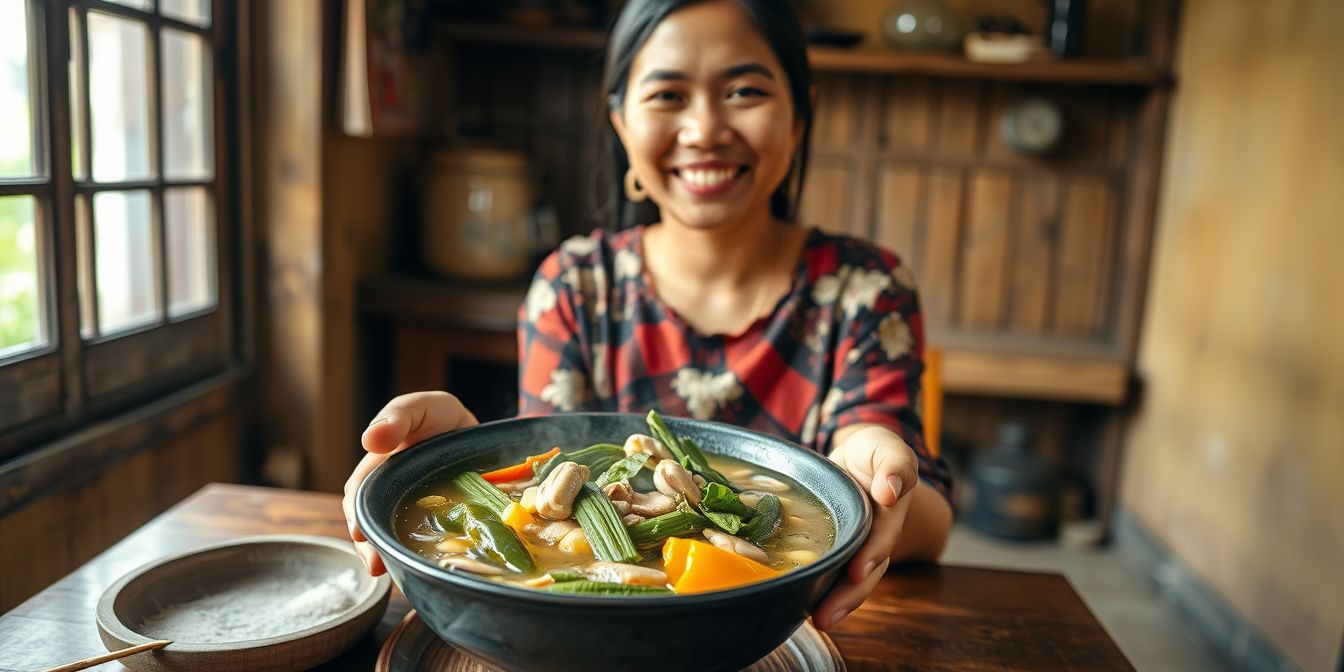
[420,146,553,282]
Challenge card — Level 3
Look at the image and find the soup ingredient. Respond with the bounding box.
[536,443,625,482]
[440,556,507,575]
[585,561,668,587]
[702,528,770,564]
[564,443,626,473]
[537,462,591,520]
[501,502,537,534]
[700,483,754,518]
[739,494,782,543]
[784,549,820,564]
[629,490,677,517]
[448,503,536,573]
[544,580,672,596]
[749,474,790,492]
[450,472,512,518]
[573,483,640,563]
[416,495,449,510]
[622,513,645,525]
[435,537,472,554]
[520,486,539,514]
[558,527,592,555]
[622,434,673,462]
[653,460,701,506]
[645,411,736,490]
[535,519,579,545]
[548,569,587,583]
[628,507,711,547]
[138,568,363,644]
[596,452,651,487]
[482,447,561,483]
[662,537,779,594]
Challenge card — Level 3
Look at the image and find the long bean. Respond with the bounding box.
[572,483,640,564]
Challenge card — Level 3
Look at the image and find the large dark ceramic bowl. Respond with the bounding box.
[356,413,871,672]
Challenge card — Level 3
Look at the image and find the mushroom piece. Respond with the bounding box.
[585,562,668,587]
[654,460,701,506]
[611,499,632,515]
[703,528,770,564]
[748,474,790,492]
[535,519,580,545]
[628,490,677,517]
[622,513,646,526]
[439,556,506,575]
[603,481,634,503]
[536,462,590,520]
[623,434,674,462]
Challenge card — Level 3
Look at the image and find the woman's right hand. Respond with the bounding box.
[343,391,479,576]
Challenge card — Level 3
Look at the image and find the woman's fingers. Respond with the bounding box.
[347,391,479,575]
[343,451,390,542]
[354,540,387,577]
[847,486,914,583]
[362,391,479,454]
[811,556,891,631]
[829,427,920,583]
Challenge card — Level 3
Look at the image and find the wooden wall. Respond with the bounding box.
[0,407,242,612]
[801,75,1140,346]
[1119,0,1344,669]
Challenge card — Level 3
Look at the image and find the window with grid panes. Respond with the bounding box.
[0,0,236,458]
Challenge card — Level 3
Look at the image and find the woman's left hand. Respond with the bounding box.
[812,424,920,631]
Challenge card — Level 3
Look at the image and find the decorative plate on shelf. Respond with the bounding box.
[377,610,847,672]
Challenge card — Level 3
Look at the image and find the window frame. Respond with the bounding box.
[0,0,242,461]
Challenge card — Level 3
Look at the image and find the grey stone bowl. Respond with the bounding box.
[355,413,871,672]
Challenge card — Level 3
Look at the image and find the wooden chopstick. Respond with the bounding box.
[39,640,172,672]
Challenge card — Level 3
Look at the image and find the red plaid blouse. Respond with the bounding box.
[517,226,952,500]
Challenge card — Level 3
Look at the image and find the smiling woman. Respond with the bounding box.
[349,0,953,635]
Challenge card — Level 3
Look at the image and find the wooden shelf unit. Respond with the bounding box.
[434,22,1171,87]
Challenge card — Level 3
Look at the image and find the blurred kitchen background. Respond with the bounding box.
[0,0,1339,669]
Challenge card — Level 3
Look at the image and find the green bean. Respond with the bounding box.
[543,580,671,596]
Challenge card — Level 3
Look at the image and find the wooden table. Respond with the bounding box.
[0,484,1133,671]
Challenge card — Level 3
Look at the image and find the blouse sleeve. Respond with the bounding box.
[815,261,953,502]
[516,252,600,415]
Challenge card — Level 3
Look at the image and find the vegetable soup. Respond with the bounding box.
[393,412,835,595]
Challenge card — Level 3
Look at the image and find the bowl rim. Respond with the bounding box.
[356,412,873,607]
[95,534,393,652]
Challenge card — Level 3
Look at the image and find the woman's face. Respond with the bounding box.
[612,0,800,231]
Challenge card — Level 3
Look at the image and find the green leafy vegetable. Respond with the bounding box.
[700,482,754,518]
[701,509,744,534]
[446,503,535,573]
[739,494,782,543]
[595,452,650,487]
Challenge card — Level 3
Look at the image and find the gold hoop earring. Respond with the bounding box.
[624,168,648,203]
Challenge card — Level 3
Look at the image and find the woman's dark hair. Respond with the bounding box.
[598,0,814,229]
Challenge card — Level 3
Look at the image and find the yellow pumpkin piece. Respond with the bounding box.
[661,537,779,594]
[501,502,536,534]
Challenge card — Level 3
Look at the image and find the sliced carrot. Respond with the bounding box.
[661,537,779,594]
[481,447,561,483]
